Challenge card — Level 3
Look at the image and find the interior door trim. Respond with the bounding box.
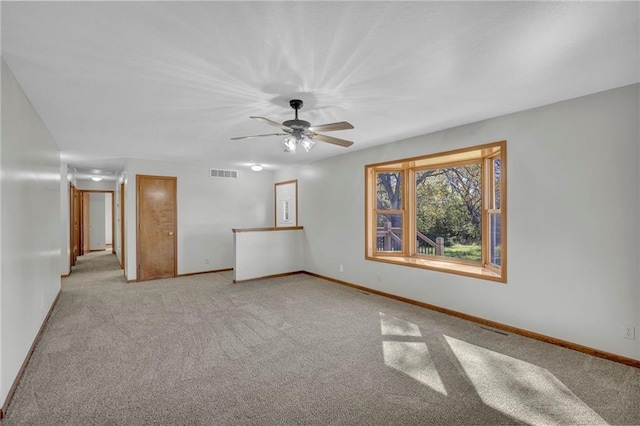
[78,189,115,256]
[135,174,177,281]
[120,182,125,270]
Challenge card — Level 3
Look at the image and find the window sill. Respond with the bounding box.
[366,255,505,283]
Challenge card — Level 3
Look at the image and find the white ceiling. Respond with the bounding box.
[2,1,638,174]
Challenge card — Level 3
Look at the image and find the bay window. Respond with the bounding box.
[365,141,507,282]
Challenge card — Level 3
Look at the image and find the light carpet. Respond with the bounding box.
[4,251,639,425]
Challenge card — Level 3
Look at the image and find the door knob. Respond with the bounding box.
[168,231,174,236]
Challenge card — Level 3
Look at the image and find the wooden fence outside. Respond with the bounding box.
[376,222,444,255]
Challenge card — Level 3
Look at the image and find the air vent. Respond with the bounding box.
[480,326,509,336]
[210,169,238,179]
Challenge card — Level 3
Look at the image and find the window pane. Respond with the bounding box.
[494,158,501,209]
[376,214,403,252]
[377,172,402,210]
[489,212,502,266]
[415,164,481,262]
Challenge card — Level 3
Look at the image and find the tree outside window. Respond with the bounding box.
[376,172,403,253]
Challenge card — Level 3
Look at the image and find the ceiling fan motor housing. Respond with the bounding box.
[283,119,311,129]
[284,99,309,129]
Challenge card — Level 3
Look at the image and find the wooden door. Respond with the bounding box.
[69,183,80,271]
[111,193,116,254]
[81,191,90,255]
[136,175,177,281]
[74,186,81,261]
[120,182,125,270]
[74,187,81,260]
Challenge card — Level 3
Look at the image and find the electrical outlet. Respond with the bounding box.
[624,326,635,340]
[339,264,344,273]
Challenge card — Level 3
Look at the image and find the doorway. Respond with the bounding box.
[120,182,125,270]
[70,190,116,262]
[136,175,177,281]
[70,184,80,267]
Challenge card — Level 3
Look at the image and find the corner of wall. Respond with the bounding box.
[0,55,4,413]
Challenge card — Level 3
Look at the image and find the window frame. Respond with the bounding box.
[365,141,507,283]
[484,152,503,274]
[374,169,407,256]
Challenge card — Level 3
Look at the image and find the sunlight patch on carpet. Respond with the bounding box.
[445,336,608,425]
[383,341,447,395]
[379,312,422,337]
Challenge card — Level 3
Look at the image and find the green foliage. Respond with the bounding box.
[415,164,481,246]
[444,244,482,261]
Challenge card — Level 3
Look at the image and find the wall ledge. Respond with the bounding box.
[232,226,303,233]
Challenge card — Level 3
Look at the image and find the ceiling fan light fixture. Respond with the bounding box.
[233,99,354,152]
[250,164,263,172]
[300,136,315,152]
[282,136,297,153]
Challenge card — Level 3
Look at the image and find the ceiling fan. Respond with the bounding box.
[231,99,354,153]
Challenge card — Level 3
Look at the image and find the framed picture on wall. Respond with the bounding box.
[275,179,298,227]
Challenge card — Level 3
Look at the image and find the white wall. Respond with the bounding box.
[89,193,106,251]
[234,229,304,281]
[124,159,274,279]
[1,59,61,404]
[75,179,116,191]
[275,84,640,361]
[115,177,123,266]
[0,53,4,408]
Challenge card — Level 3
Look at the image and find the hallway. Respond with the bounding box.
[68,251,124,285]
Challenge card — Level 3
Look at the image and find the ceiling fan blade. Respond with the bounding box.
[231,133,287,140]
[308,121,354,132]
[312,133,354,147]
[251,116,291,131]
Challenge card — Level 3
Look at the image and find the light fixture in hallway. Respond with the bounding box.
[91,176,103,182]
[250,164,263,172]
